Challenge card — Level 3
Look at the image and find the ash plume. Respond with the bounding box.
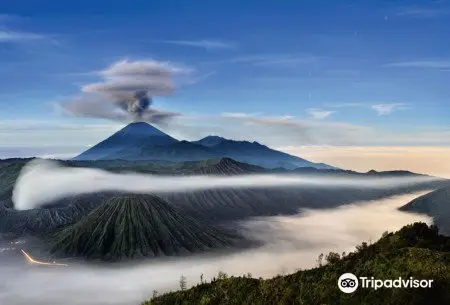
[60,59,187,123]
[116,91,152,118]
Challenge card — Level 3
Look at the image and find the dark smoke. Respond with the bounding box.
[60,59,187,123]
[116,91,152,120]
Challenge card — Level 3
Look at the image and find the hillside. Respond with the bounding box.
[144,223,450,305]
[400,186,450,235]
[160,175,448,222]
[189,158,265,175]
[50,194,241,261]
[0,159,30,202]
[0,192,115,236]
[106,140,220,162]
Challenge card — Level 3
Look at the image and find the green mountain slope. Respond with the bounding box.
[50,194,241,261]
[145,223,450,305]
[400,186,450,235]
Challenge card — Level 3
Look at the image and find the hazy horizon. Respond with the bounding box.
[1,124,449,179]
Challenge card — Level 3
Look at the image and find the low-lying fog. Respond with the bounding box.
[0,191,432,305]
[13,159,440,210]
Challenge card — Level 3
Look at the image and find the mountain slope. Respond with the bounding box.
[194,136,334,169]
[145,223,450,305]
[50,194,241,260]
[0,159,29,203]
[74,122,178,161]
[190,158,265,175]
[0,192,115,236]
[400,186,450,235]
[104,140,220,162]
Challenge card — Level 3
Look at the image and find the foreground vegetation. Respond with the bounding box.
[144,223,450,305]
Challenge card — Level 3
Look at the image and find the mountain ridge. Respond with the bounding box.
[73,122,334,170]
[399,186,450,235]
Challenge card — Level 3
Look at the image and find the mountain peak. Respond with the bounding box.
[73,122,178,161]
[195,135,226,147]
[117,122,170,138]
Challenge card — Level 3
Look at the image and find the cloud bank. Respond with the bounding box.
[162,111,446,148]
[12,159,440,210]
[0,191,432,305]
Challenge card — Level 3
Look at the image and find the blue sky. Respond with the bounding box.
[0,0,449,160]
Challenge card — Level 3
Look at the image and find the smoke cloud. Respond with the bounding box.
[0,191,433,305]
[60,59,187,123]
[12,159,441,210]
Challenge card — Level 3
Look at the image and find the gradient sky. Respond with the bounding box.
[0,1,449,175]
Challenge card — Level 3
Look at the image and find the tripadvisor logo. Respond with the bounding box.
[338,273,434,293]
[338,273,359,293]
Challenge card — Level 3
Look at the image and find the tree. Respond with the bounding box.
[430,225,439,235]
[217,271,228,280]
[152,290,158,299]
[356,242,368,252]
[325,252,340,265]
[317,253,324,267]
[179,274,187,290]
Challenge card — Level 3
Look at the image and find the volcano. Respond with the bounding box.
[74,122,178,161]
[50,194,240,260]
[73,122,334,169]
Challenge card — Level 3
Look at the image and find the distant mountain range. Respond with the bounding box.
[74,122,334,170]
